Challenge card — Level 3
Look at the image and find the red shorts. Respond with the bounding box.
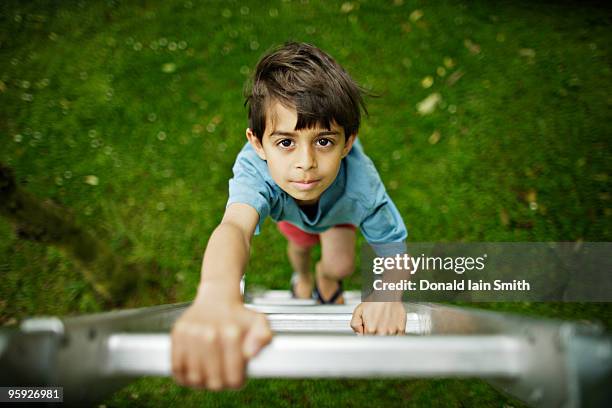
[277,221,356,249]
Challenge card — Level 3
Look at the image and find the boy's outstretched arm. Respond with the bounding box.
[171,203,272,390]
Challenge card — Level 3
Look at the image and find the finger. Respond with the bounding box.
[200,326,222,390]
[376,328,387,336]
[221,325,244,389]
[397,312,407,336]
[170,329,187,385]
[379,321,397,336]
[364,322,377,335]
[185,326,205,387]
[350,307,364,335]
[381,316,399,336]
[243,314,272,358]
[362,308,378,335]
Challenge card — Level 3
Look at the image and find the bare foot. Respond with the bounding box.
[315,262,344,304]
[292,273,313,299]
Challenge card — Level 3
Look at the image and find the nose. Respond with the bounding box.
[295,144,316,170]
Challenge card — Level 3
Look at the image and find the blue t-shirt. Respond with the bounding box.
[226,138,407,245]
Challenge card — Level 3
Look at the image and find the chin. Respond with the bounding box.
[290,190,320,202]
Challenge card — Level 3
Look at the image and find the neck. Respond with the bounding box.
[295,198,319,206]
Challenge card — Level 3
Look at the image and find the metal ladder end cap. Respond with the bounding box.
[20,317,65,335]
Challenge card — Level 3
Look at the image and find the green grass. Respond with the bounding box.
[1,0,610,406]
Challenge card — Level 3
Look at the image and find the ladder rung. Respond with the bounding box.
[105,333,527,379]
[265,313,427,334]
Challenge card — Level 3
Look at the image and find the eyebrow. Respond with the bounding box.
[270,130,340,138]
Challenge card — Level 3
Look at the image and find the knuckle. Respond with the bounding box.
[206,379,222,391]
[259,329,273,342]
[225,372,244,389]
[221,325,241,341]
[187,371,201,386]
[200,325,218,343]
[227,378,244,390]
[254,320,272,339]
[177,322,198,337]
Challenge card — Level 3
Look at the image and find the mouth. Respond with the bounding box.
[290,179,321,191]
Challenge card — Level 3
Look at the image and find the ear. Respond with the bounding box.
[246,128,267,161]
[341,133,357,158]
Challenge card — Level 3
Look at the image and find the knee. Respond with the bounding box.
[321,256,354,279]
[288,242,311,256]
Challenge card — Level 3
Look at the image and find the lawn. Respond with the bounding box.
[1,0,610,406]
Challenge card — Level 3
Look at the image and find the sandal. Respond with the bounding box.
[313,279,343,304]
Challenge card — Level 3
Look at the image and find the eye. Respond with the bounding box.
[277,138,294,148]
[316,138,333,147]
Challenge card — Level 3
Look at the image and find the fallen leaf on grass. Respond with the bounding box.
[421,75,434,88]
[526,189,537,203]
[518,48,536,58]
[446,70,464,86]
[162,63,176,73]
[340,2,355,13]
[416,93,441,115]
[410,9,423,22]
[428,130,441,144]
[84,175,99,186]
[464,39,481,55]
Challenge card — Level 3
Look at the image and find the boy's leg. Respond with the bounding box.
[277,221,318,298]
[287,241,313,298]
[317,226,356,304]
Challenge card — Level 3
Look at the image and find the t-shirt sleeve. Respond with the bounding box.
[360,191,408,256]
[346,142,408,255]
[226,148,275,235]
[360,191,407,242]
[357,166,408,256]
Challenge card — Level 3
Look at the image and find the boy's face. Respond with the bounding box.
[247,101,355,205]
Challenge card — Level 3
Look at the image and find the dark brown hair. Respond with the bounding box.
[244,42,367,141]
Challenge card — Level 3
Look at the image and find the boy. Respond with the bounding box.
[171,42,408,390]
